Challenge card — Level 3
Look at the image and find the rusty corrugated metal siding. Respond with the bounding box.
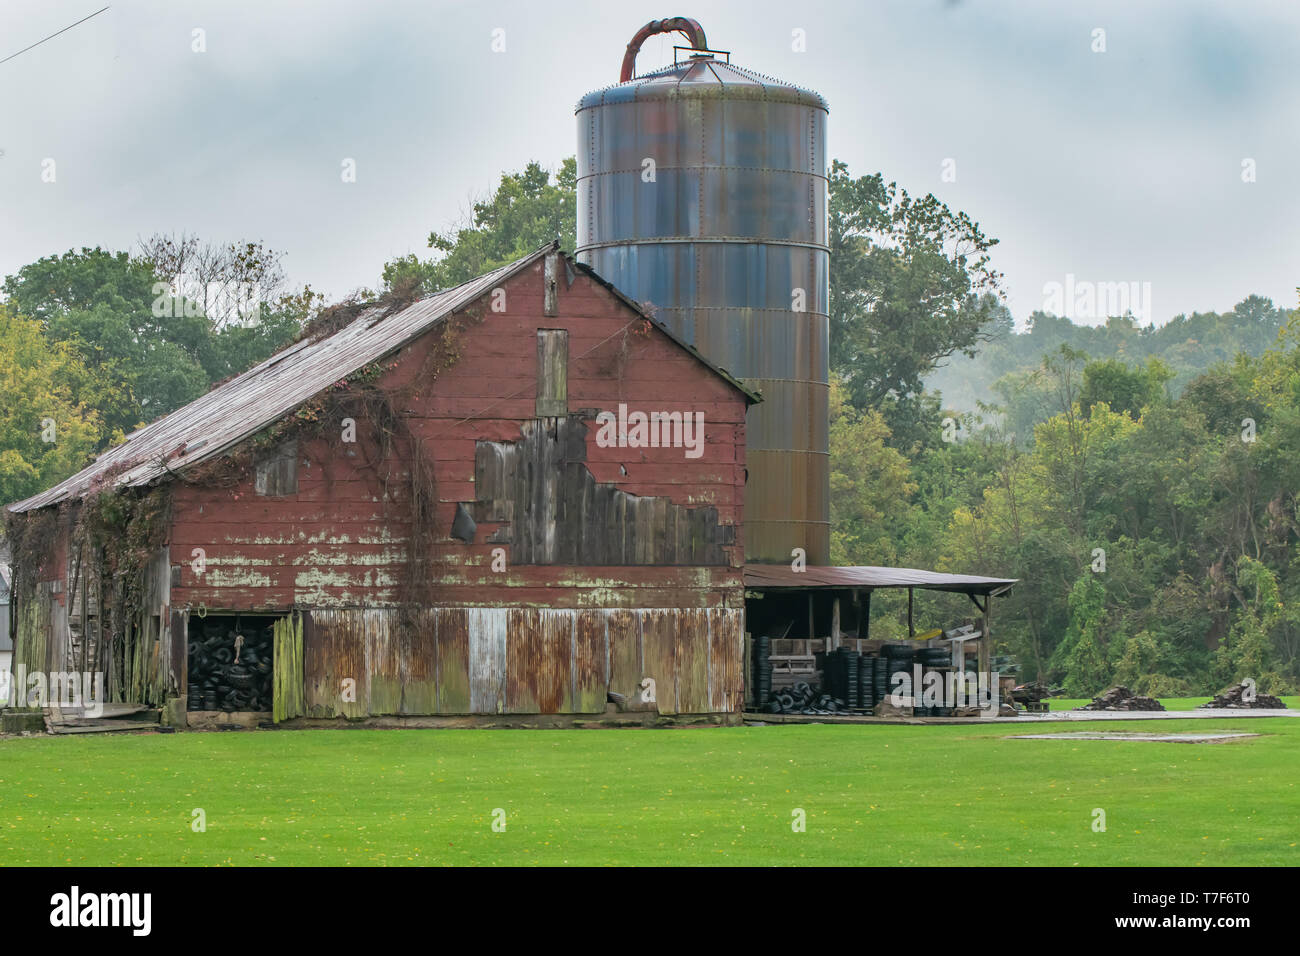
[295,606,742,717]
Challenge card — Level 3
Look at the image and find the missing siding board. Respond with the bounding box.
[254,439,298,497]
[536,330,568,417]
[469,416,732,566]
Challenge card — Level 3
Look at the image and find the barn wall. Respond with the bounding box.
[158,257,748,715]
[168,258,747,613]
[9,516,71,698]
[300,606,743,717]
[9,502,180,709]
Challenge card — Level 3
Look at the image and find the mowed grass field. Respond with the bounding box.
[2,706,1297,866]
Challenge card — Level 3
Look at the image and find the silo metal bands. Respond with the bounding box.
[576,27,830,564]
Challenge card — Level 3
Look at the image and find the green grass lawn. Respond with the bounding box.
[3,715,1298,866]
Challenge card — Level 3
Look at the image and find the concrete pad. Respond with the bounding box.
[1007,731,1261,743]
[743,708,1298,726]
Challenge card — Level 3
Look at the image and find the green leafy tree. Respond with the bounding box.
[1213,557,1283,688]
[3,244,303,442]
[828,160,1005,411]
[0,305,101,505]
[1053,575,1111,696]
[828,378,917,567]
[1078,357,1173,418]
[385,159,577,293]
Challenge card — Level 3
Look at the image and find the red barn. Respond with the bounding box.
[5,244,756,727]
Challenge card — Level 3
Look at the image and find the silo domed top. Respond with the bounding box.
[576,58,829,112]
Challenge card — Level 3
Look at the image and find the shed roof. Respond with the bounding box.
[743,565,1017,596]
[8,243,756,514]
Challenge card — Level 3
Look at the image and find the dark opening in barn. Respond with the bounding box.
[186,614,280,713]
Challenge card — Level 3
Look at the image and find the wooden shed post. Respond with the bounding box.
[78,559,89,676]
[831,597,841,651]
[976,594,990,677]
[983,595,993,679]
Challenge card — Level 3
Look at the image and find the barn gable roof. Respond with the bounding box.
[7,242,756,514]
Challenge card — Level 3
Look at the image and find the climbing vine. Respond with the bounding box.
[186,298,486,606]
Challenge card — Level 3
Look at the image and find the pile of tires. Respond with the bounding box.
[187,621,274,712]
[762,681,847,715]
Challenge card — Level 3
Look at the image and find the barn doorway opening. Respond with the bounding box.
[186,614,281,713]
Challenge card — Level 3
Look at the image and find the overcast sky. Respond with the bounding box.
[2,0,1297,326]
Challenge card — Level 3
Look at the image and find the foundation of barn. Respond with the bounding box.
[176,706,741,731]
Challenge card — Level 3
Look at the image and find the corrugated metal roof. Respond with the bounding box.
[7,243,759,514]
[744,565,1017,595]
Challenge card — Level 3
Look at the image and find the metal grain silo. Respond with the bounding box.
[576,18,830,564]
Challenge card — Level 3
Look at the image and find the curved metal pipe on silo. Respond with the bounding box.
[576,23,830,564]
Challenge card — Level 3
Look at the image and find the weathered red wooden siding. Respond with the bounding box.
[169,258,746,613]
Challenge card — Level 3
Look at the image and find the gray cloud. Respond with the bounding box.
[1,0,1296,324]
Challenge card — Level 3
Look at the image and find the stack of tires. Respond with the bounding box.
[858,655,876,710]
[825,647,859,709]
[882,645,913,710]
[752,634,773,710]
[916,645,952,717]
[872,653,888,705]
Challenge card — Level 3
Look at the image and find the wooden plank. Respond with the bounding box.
[573,610,607,713]
[606,609,642,707]
[399,608,438,715]
[536,609,571,714]
[505,608,541,714]
[303,609,366,718]
[436,608,470,714]
[675,608,709,714]
[715,609,744,713]
[467,607,506,714]
[273,611,305,722]
[535,329,568,417]
[366,609,402,716]
[543,252,559,316]
[170,607,188,702]
[641,609,677,715]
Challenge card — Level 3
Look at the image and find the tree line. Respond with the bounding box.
[3,159,1295,696]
